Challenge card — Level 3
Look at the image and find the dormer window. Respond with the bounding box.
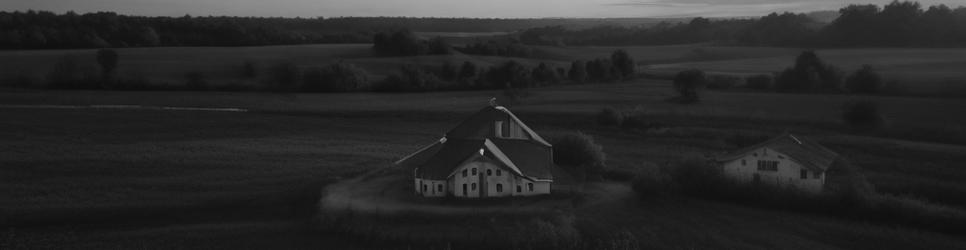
[494,121,510,138]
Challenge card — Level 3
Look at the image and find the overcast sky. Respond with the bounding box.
[1,0,960,18]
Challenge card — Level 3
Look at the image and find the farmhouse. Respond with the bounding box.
[716,133,838,193]
[395,104,554,198]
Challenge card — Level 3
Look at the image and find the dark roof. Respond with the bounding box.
[717,133,839,171]
[411,139,486,179]
[394,139,444,170]
[490,139,553,180]
[446,106,551,146]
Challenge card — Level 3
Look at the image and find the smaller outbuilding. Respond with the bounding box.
[716,133,839,193]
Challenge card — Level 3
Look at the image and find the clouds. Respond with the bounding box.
[0,0,962,18]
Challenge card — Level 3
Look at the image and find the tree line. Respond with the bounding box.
[520,1,966,47]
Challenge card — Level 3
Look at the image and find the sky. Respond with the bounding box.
[1,0,961,18]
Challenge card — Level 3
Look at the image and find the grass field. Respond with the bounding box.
[3,80,966,248]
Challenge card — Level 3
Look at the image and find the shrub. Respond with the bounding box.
[845,65,882,94]
[302,62,370,92]
[373,64,445,92]
[668,158,726,196]
[596,107,624,126]
[47,54,98,89]
[184,71,207,90]
[242,61,257,78]
[96,48,118,86]
[842,100,885,132]
[745,74,772,90]
[550,132,606,177]
[672,69,706,103]
[706,75,741,90]
[774,51,844,92]
[267,62,300,91]
[631,166,670,199]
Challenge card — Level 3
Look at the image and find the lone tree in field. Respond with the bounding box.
[610,49,636,79]
[673,69,706,103]
[842,100,885,132]
[96,49,118,86]
[550,131,606,179]
[845,65,882,94]
[775,50,843,92]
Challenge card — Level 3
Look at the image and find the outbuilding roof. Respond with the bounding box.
[717,133,839,172]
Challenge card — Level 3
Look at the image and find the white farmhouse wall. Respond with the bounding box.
[721,147,825,193]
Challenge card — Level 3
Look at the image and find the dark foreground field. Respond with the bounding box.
[3,81,966,249]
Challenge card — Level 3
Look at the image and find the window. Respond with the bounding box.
[756,160,778,171]
[527,183,534,192]
[487,169,492,176]
[517,186,522,193]
[472,168,477,176]
[496,184,503,193]
[462,169,467,177]
[741,159,746,166]
[800,169,808,179]
[437,184,443,192]
[494,121,504,138]
[814,172,822,179]
[496,169,502,176]
[471,183,477,191]
[422,184,427,192]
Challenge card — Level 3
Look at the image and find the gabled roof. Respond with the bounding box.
[717,133,839,172]
[490,138,553,180]
[409,139,486,179]
[446,106,551,147]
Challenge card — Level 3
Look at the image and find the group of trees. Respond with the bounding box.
[520,1,966,47]
[774,51,884,94]
[455,40,534,58]
[567,50,636,83]
[371,30,450,56]
[0,11,372,49]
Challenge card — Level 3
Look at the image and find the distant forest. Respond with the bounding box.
[0,11,676,49]
[521,1,966,47]
[1,1,964,49]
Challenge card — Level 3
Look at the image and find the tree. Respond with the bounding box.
[268,62,300,91]
[531,62,559,85]
[568,60,587,83]
[458,61,477,80]
[550,131,606,178]
[842,100,885,132]
[610,49,636,79]
[845,65,882,94]
[673,69,706,103]
[302,62,370,92]
[96,49,119,86]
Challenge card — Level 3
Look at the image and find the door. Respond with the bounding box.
[462,184,467,196]
[753,173,761,184]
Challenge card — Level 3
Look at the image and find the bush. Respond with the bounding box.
[550,132,606,177]
[47,54,98,89]
[596,107,624,127]
[267,62,300,91]
[745,74,772,90]
[706,75,741,90]
[673,69,706,103]
[845,65,882,94]
[668,158,726,196]
[302,62,370,92]
[241,61,257,78]
[96,48,118,86]
[842,100,885,132]
[774,51,844,92]
[373,64,445,92]
[631,166,670,199]
[184,71,207,90]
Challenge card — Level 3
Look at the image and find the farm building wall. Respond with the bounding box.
[721,147,825,193]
